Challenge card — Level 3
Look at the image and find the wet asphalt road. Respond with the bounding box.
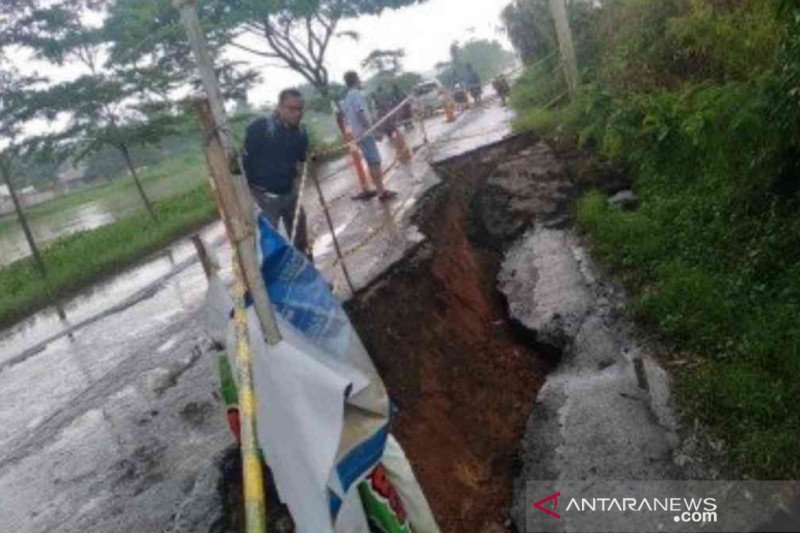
[0,223,236,532]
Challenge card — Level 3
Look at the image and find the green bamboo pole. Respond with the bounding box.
[233,264,268,533]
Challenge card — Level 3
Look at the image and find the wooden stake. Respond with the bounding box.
[191,234,217,280]
[309,161,356,294]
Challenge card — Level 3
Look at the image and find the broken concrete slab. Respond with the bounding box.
[501,227,683,529]
[429,105,517,166]
[499,229,592,349]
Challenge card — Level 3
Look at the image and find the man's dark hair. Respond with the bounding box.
[344,71,360,88]
[278,88,304,103]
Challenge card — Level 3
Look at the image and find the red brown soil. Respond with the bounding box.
[349,168,550,532]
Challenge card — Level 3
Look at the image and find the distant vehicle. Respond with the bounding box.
[412,80,445,117]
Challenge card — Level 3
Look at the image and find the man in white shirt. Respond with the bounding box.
[341,71,397,202]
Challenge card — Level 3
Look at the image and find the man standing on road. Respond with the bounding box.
[465,63,483,106]
[342,71,397,202]
[243,88,310,256]
[493,73,511,107]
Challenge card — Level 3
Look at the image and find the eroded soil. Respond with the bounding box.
[348,138,556,532]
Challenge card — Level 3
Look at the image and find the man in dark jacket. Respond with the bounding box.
[243,88,310,255]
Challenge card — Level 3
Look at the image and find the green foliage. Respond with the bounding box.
[578,183,800,477]
[510,54,566,108]
[665,0,781,82]
[299,82,347,114]
[507,0,800,477]
[501,0,556,64]
[571,78,800,477]
[217,0,425,92]
[362,48,406,77]
[501,0,600,72]
[591,0,686,92]
[0,151,208,235]
[363,71,422,103]
[436,38,516,88]
[458,39,517,83]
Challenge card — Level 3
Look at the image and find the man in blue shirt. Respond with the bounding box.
[342,71,396,202]
[243,88,310,255]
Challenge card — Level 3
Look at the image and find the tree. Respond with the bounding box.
[361,48,407,97]
[103,0,255,97]
[2,1,169,219]
[435,41,464,88]
[0,64,48,275]
[393,72,423,93]
[365,71,422,95]
[459,39,517,81]
[436,39,516,87]
[218,0,426,99]
[48,42,171,218]
[298,82,347,113]
[3,0,257,221]
[501,0,599,69]
[362,48,406,77]
[435,60,459,88]
[501,0,557,64]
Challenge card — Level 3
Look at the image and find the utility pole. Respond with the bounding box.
[549,0,580,98]
[0,163,46,275]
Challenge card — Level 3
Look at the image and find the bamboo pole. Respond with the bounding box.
[289,163,309,247]
[309,160,356,294]
[194,100,282,345]
[174,3,275,532]
[233,267,267,533]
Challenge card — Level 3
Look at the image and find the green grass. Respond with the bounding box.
[0,151,207,237]
[0,184,218,329]
[510,55,800,476]
[577,192,800,478]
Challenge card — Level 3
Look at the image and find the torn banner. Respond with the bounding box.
[206,215,440,533]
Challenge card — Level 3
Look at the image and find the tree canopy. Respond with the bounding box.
[362,48,406,77]
[436,38,517,87]
[217,0,426,95]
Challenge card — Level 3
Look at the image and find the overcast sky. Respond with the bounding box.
[7,0,515,138]
[229,0,516,106]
